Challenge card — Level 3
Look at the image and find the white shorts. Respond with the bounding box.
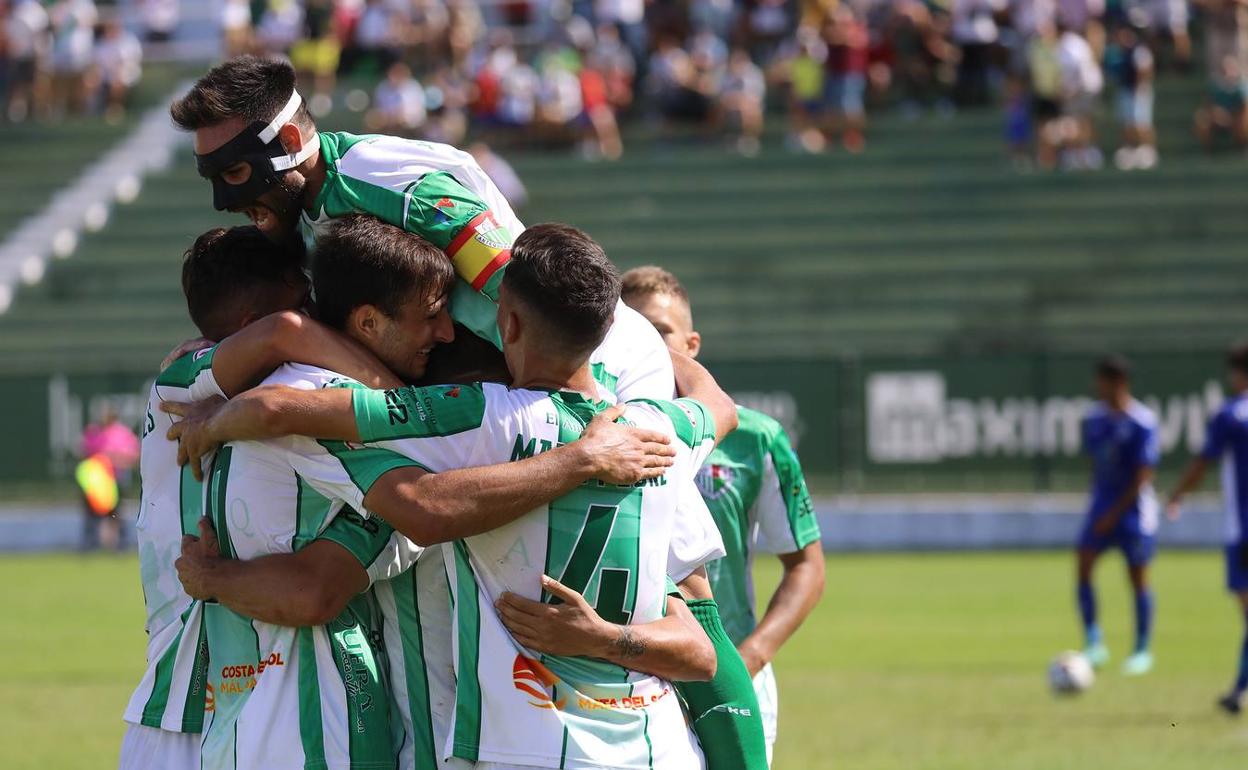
[753,663,779,766]
[119,722,200,770]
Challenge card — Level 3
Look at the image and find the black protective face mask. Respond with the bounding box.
[193,90,318,212]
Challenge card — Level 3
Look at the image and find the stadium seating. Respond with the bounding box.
[1,67,1246,376]
[0,65,192,238]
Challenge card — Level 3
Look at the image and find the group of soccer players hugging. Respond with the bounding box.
[119,55,826,770]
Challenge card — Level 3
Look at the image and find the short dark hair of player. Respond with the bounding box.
[503,223,621,358]
[170,55,314,132]
[181,226,308,341]
[1095,354,1132,383]
[620,265,689,308]
[312,214,456,331]
[1227,342,1248,377]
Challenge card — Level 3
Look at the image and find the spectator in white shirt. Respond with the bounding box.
[138,0,179,44]
[719,47,766,155]
[1057,27,1104,168]
[93,18,142,122]
[48,0,96,117]
[951,0,1005,105]
[366,61,426,135]
[4,0,50,121]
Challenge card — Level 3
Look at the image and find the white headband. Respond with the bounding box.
[261,90,319,171]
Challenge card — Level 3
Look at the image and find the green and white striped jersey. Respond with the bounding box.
[294,132,723,763]
[369,542,466,770]
[299,132,520,348]
[198,363,421,770]
[696,408,821,645]
[587,303,726,584]
[294,132,695,432]
[350,382,718,770]
[124,347,223,734]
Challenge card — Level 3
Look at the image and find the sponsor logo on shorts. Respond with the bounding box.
[215,653,285,696]
[513,654,671,713]
[575,688,672,712]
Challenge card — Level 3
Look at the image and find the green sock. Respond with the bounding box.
[674,598,769,770]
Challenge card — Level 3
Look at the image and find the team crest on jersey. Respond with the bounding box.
[696,464,733,499]
[472,212,511,250]
[513,654,565,710]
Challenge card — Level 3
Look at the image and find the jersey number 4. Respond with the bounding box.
[550,503,635,625]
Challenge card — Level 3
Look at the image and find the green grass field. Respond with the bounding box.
[2,551,1246,769]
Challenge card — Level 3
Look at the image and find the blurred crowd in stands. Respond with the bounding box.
[0,0,167,122]
[2,0,1247,167]
[985,0,1248,170]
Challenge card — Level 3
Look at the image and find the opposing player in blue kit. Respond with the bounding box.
[1168,343,1248,714]
[1075,355,1161,676]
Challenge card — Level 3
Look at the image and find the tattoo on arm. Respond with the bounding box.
[611,626,647,659]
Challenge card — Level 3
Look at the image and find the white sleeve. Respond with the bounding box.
[595,302,677,402]
[614,347,675,402]
[666,480,727,582]
[752,452,802,554]
[283,434,424,516]
[315,506,423,586]
[188,349,226,400]
[364,534,423,586]
[626,398,726,581]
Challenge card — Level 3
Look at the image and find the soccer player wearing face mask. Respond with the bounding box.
[165,224,737,770]
[171,54,666,391]
[172,55,723,598]
[166,218,693,770]
[172,59,754,756]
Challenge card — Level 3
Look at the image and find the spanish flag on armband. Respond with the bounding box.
[446,210,512,293]
[76,454,119,517]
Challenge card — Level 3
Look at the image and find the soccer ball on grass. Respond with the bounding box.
[1048,651,1095,695]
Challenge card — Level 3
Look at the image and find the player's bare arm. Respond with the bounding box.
[496,574,717,682]
[362,407,678,546]
[162,393,676,544]
[1093,466,1155,536]
[160,311,401,393]
[163,386,674,481]
[737,541,826,677]
[176,518,368,627]
[208,310,404,394]
[1166,457,1210,520]
[165,386,358,474]
[670,349,738,444]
